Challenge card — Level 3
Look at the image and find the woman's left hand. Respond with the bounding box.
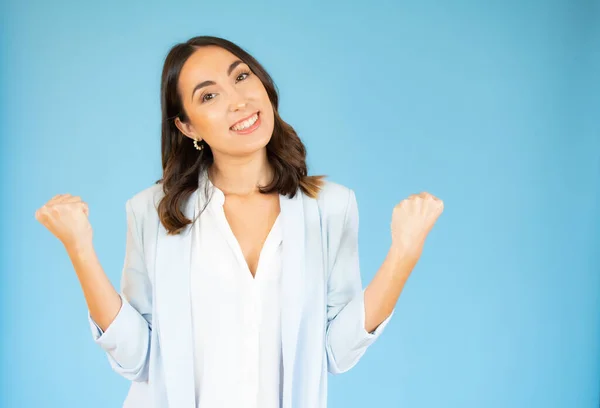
[390,192,444,261]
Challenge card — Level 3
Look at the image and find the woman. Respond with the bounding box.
[35,35,443,408]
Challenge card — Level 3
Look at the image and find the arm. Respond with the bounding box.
[325,189,394,374]
[364,248,416,333]
[365,190,444,332]
[74,200,152,381]
[67,243,122,331]
[325,187,443,374]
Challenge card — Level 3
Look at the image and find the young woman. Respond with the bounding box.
[35,35,443,408]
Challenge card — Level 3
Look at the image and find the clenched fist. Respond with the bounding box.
[35,194,92,251]
[391,192,444,259]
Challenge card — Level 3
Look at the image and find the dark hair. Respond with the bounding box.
[155,35,325,235]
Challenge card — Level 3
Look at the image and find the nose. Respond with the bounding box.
[229,101,247,112]
[228,89,248,112]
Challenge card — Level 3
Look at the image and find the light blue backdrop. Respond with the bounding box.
[1,0,599,407]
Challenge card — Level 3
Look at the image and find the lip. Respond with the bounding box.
[230,111,261,135]
[230,111,260,129]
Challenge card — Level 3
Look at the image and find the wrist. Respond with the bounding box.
[65,241,95,261]
[387,246,420,276]
[388,244,421,262]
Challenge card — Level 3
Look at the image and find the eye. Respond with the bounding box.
[236,70,251,82]
[201,93,216,103]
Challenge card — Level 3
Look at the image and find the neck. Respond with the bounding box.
[208,148,273,196]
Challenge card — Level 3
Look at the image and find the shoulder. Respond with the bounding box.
[310,180,360,270]
[312,179,357,221]
[125,182,164,221]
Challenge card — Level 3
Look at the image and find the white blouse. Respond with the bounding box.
[190,178,283,408]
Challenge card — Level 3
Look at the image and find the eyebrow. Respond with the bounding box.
[191,60,245,101]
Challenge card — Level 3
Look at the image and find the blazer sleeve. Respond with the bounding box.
[325,188,394,374]
[87,198,152,382]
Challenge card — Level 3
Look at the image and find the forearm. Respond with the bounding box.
[364,247,419,333]
[66,243,122,332]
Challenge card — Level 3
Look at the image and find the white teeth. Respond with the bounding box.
[232,113,258,131]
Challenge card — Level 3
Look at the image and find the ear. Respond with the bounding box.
[175,117,201,142]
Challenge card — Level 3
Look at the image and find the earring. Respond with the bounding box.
[193,138,203,151]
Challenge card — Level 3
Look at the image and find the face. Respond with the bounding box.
[175,46,275,158]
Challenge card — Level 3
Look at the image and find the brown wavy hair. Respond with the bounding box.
[156,35,326,235]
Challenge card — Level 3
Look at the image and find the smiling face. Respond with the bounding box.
[174,45,275,158]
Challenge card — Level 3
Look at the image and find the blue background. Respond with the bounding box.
[1,0,599,407]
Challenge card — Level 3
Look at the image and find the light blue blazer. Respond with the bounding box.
[88,178,393,408]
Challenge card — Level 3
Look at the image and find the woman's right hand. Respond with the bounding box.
[35,194,93,251]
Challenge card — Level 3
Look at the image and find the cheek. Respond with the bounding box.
[261,101,275,129]
[253,87,274,119]
[263,106,275,131]
[191,108,228,135]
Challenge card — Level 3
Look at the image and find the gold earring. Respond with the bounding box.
[193,138,203,151]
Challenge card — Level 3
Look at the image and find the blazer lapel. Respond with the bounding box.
[280,189,306,408]
[154,189,197,408]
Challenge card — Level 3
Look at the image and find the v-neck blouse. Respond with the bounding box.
[189,176,284,408]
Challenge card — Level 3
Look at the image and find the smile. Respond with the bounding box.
[230,112,261,134]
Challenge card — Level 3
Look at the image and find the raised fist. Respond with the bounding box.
[35,194,92,251]
[391,192,444,259]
